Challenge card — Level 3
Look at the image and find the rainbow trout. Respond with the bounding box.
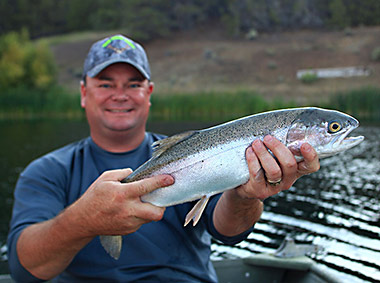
[101,107,364,259]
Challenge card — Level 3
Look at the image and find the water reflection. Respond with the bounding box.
[0,121,379,282]
[0,120,91,247]
[211,127,380,283]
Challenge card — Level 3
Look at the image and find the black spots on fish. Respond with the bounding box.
[294,109,321,126]
[201,159,205,169]
[152,131,197,158]
[297,107,352,128]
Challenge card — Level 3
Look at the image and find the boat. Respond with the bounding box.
[0,256,339,283]
[0,256,340,283]
[213,236,339,283]
[0,238,340,282]
[213,254,339,283]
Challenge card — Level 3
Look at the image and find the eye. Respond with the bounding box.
[99,83,112,89]
[328,121,342,133]
[129,83,141,88]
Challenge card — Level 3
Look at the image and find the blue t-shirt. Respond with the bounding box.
[7,133,253,282]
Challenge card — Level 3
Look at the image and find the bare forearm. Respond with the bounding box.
[213,190,263,237]
[17,205,93,279]
[15,170,174,279]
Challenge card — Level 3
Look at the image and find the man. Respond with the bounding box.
[7,34,320,282]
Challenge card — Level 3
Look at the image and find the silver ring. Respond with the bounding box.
[267,178,282,186]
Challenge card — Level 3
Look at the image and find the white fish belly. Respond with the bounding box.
[141,141,251,207]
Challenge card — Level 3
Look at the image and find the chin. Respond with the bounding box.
[107,121,141,132]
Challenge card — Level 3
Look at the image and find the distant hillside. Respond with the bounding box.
[50,26,380,104]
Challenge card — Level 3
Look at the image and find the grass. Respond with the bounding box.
[150,86,380,122]
[0,85,83,120]
[150,90,297,122]
[326,86,380,122]
[0,86,379,123]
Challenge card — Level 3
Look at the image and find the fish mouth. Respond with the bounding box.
[332,124,364,152]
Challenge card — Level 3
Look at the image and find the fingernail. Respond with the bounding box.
[302,143,311,152]
[264,135,273,143]
[246,146,254,156]
[163,175,174,186]
[253,139,262,147]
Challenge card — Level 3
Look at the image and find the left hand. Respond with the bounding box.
[234,135,320,201]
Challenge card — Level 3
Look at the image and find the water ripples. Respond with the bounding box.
[0,122,378,281]
[212,126,380,283]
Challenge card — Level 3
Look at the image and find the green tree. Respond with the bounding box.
[346,0,380,26]
[25,41,57,89]
[0,30,56,90]
[119,0,173,40]
[0,31,28,89]
[328,0,350,28]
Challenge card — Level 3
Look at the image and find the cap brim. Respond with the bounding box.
[86,58,150,80]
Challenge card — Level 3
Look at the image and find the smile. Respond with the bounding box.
[107,109,132,113]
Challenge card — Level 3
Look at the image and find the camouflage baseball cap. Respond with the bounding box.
[82,34,151,80]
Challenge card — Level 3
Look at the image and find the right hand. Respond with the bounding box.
[73,168,174,237]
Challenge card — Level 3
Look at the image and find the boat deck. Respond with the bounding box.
[213,254,339,283]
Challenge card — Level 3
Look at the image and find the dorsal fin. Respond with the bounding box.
[152,131,197,158]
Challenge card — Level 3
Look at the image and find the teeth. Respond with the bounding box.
[108,109,131,113]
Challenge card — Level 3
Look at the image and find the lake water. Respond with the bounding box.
[0,119,379,282]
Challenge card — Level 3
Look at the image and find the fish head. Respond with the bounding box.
[285,107,364,160]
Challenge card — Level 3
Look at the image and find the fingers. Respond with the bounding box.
[297,143,320,176]
[100,168,174,198]
[243,147,271,200]
[77,169,175,236]
[123,175,174,224]
[125,174,174,198]
[235,143,284,201]
[250,136,320,187]
[251,136,296,188]
[236,136,320,203]
[252,137,282,182]
[100,168,133,181]
[262,135,298,187]
[133,203,167,224]
[246,147,266,186]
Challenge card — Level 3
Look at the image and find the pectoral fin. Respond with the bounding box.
[100,235,122,260]
[184,195,210,227]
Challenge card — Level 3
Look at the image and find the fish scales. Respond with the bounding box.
[128,110,312,208]
[100,107,364,259]
[125,109,304,184]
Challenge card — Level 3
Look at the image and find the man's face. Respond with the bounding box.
[81,63,153,137]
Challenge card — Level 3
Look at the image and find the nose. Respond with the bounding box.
[111,87,129,101]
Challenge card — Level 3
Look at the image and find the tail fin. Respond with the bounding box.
[100,235,122,260]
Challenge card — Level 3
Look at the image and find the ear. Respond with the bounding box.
[148,81,154,94]
[80,81,86,109]
[147,81,154,106]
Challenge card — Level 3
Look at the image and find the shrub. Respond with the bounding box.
[0,30,56,90]
[299,73,319,84]
[371,47,380,62]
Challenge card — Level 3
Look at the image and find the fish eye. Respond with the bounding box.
[328,121,342,133]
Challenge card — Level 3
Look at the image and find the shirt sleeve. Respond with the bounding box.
[203,194,254,245]
[7,153,68,281]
